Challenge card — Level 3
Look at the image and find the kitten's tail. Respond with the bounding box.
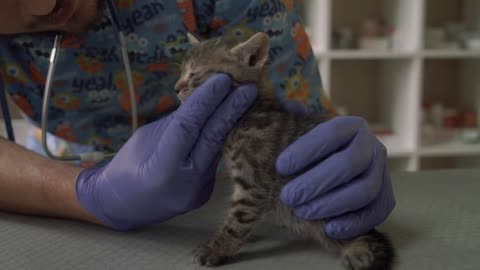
[340,229,395,270]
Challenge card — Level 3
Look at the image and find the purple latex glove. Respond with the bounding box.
[76,74,257,230]
[276,116,396,239]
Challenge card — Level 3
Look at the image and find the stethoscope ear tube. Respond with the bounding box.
[0,80,15,142]
[38,2,136,163]
[41,34,79,161]
[41,34,114,163]
[105,0,138,131]
[106,0,124,32]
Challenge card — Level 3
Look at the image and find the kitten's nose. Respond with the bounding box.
[175,79,187,93]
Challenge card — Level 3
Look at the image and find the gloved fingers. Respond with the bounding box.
[193,179,216,209]
[180,156,219,211]
[191,84,257,170]
[290,141,386,220]
[165,74,233,159]
[280,127,374,208]
[325,168,396,240]
[276,116,368,176]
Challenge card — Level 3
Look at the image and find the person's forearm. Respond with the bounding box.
[0,138,104,226]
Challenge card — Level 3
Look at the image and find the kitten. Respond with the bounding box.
[175,32,395,270]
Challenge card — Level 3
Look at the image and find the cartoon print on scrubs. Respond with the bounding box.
[177,0,197,32]
[0,0,330,154]
[283,67,311,105]
[11,93,34,117]
[262,11,287,42]
[125,33,150,54]
[86,89,116,108]
[222,21,255,43]
[0,62,28,85]
[281,0,294,11]
[116,0,136,10]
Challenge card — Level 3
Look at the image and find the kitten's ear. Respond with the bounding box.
[187,32,200,45]
[231,32,270,68]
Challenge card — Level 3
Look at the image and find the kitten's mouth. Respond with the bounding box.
[175,87,190,101]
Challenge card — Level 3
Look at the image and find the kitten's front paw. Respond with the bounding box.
[193,244,228,267]
[342,249,374,270]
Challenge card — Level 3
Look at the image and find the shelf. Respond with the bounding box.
[315,49,480,60]
[316,50,415,60]
[422,50,480,59]
[378,135,413,157]
[306,0,480,171]
[420,141,480,157]
[328,0,422,52]
[420,155,480,170]
[388,156,418,171]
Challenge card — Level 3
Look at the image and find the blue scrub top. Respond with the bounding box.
[0,0,331,156]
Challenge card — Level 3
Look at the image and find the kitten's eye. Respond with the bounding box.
[189,72,198,79]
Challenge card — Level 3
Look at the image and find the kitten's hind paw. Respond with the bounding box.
[193,244,229,267]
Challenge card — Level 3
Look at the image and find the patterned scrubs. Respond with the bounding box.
[0,0,331,166]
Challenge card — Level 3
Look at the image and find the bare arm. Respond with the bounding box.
[0,137,105,226]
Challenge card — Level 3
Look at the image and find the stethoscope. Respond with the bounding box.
[1,0,138,164]
[0,0,138,163]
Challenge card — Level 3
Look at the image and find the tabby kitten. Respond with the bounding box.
[175,32,394,270]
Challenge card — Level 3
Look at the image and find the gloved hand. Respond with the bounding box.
[276,116,396,239]
[76,74,257,230]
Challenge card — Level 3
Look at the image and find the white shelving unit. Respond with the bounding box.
[305,0,480,171]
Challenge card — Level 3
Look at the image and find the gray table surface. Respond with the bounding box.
[1,169,479,270]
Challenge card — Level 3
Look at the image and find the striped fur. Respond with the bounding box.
[176,32,395,270]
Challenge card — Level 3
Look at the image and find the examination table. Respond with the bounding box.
[0,169,479,269]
